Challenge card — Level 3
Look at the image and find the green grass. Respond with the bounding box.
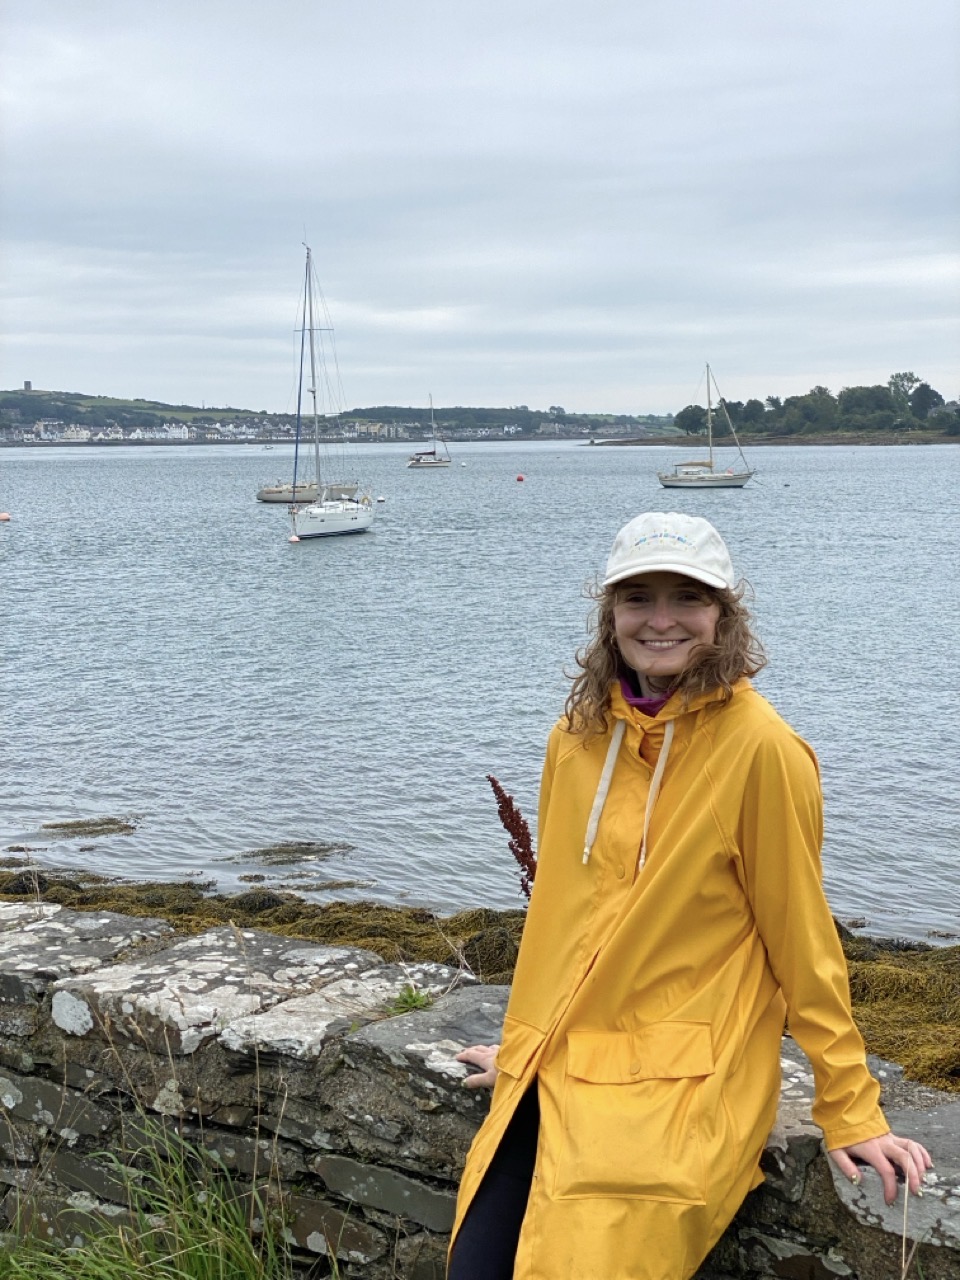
[0,1119,297,1279]
[388,984,434,1014]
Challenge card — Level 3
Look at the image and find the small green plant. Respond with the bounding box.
[388,984,434,1014]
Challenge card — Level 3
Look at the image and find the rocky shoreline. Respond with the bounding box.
[0,891,955,1278]
[591,430,959,447]
[0,866,956,1095]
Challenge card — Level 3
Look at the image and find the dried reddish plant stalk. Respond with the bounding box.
[486,774,537,900]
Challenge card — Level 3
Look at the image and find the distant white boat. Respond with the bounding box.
[285,245,374,541]
[658,364,755,489]
[407,396,451,468]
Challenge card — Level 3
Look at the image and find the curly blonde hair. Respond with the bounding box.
[563,578,766,736]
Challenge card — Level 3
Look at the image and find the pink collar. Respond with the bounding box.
[618,676,673,718]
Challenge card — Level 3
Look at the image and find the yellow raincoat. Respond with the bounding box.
[452,679,888,1280]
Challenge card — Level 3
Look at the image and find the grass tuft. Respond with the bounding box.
[388,984,434,1014]
[0,1118,295,1278]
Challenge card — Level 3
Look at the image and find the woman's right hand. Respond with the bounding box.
[456,1043,500,1089]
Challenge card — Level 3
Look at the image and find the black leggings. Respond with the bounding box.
[447,1086,540,1280]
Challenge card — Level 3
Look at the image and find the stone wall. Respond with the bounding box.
[0,900,956,1278]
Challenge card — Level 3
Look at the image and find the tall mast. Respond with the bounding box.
[304,246,323,493]
[705,362,714,469]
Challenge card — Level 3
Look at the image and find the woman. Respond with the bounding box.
[449,511,930,1280]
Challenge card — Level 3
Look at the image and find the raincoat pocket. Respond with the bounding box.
[555,1021,715,1203]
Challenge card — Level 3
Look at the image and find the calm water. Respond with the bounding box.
[2,440,959,941]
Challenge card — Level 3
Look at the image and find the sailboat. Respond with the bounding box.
[658,364,755,489]
[285,246,374,541]
[406,396,451,468]
[256,477,317,503]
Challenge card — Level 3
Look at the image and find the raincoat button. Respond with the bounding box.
[629,1061,642,1075]
[616,865,625,879]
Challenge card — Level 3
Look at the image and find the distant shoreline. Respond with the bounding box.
[3,432,958,449]
[590,431,959,447]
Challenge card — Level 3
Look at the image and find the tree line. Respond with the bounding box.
[346,404,672,431]
[674,372,958,437]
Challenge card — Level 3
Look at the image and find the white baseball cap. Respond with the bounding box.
[603,512,736,591]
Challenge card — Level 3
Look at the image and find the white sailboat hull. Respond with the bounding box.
[658,471,754,489]
[407,457,451,469]
[291,500,375,538]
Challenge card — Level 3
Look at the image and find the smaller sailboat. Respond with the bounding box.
[407,397,451,468]
[285,246,374,540]
[257,478,318,503]
[658,364,755,489]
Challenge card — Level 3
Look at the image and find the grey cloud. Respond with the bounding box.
[1,0,957,412]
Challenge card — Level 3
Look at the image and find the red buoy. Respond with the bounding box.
[516,474,524,482]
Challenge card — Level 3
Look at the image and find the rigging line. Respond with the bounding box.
[710,368,752,469]
[314,276,348,418]
[685,367,707,409]
[313,261,353,484]
[284,274,308,417]
[303,248,366,495]
[291,268,308,499]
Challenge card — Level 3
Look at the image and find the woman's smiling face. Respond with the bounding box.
[613,571,721,694]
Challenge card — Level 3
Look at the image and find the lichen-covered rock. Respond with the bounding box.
[312,1151,457,1231]
[1,1187,137,1247]
[315,986,508,1178]
[827,1100,960,1250]
[0,902,170,1037]
[703,1039,960,1279]
[219,960,472,1060]
[0,1068,113,1143]
[50,928,383,1054]
[282,1192,388,1263]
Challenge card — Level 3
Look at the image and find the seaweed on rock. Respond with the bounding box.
[0,870,954,1090]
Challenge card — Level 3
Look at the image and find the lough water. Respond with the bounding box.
[2,440,958,941]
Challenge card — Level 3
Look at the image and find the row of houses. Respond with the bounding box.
[6,420,195,442]
[4,417,620,444]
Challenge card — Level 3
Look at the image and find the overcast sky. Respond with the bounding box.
[2,0,957,414]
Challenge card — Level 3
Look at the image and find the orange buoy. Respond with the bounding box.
[288,534,300,543]
[0,513,10,522]
[516,474,524,482]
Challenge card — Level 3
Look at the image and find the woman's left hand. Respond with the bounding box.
[828,1133,933,1204]
[455,1043,500,1089]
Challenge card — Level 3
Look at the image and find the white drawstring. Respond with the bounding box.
[581,716,677,871]
[582,720,626,863]
[638,717,675,872]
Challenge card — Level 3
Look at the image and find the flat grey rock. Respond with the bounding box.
[346,984,509,1087]
[50,928,383,1054]
[314,986,510,1179]
[826,1100,960,1248]
[312,1151,457,1232]
[0,903,170,1035]
[0,1067,113,1144]
[219,960,472,1059]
